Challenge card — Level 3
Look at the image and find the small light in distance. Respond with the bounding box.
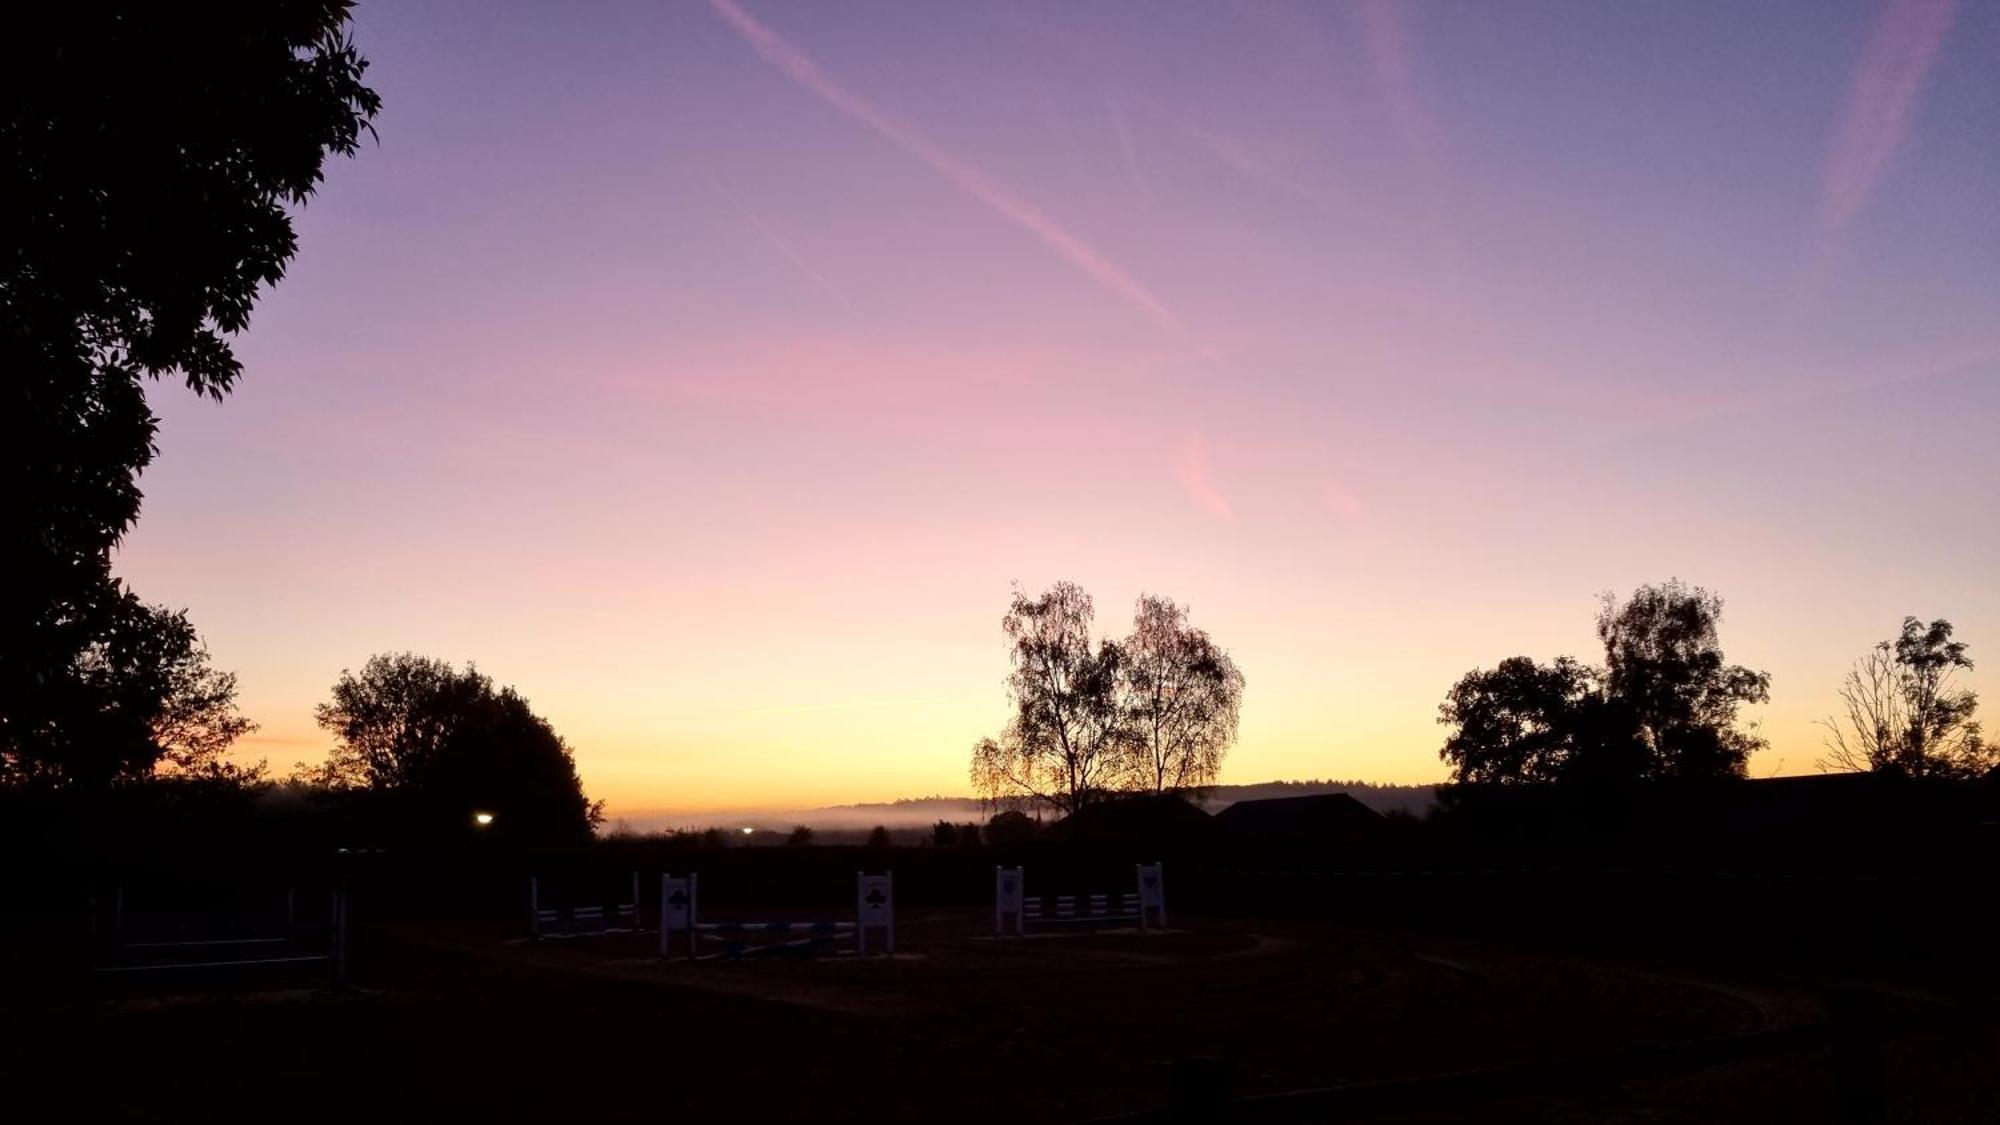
[474,811,495,827]
[741,826,754,835]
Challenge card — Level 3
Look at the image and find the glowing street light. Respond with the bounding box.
[473,811,495,827]
[741,826,754,835]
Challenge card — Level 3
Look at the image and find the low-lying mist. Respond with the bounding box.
[601,780,1440,838]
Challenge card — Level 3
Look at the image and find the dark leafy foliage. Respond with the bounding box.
[1439,581,1770,786]
[1439,656,1596,785]
[0,592,259,788]
[1596,580,1770,780]
[1,3,378,788]
[984,809,1037,844]
[304,654,602,847]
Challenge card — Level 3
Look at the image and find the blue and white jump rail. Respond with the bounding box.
[994,863,1166,935]
[658,872,895,960]
[528,872,644,940]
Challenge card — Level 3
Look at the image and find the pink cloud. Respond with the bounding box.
[707,0,1186,337]
[1177,434,1234,520]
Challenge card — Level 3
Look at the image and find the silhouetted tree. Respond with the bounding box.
[0,595,260,789]
[1439,656,1595,785]
[1118,594,1244,794]
[1597,580,1769,780]
[931,820,959,847]
[972,582,1126,815]
[1821,617,1990,779]
[1439,581,1768,785]
[785,824,815,847]
[866,824,892,848]
[956,821,982,847]
[984,809,1036,844]
[2,4,378,792]
[148,620,262,786]
[305,654,600,844]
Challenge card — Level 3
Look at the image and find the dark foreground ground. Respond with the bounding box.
[5,907,1995,1124]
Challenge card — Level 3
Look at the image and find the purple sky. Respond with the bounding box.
[119,0,1998,813]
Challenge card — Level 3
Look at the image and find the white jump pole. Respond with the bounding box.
[659,873,698,959]
[856,871,894,955]
[1135,862,1166,930]
[995,866,1025,936]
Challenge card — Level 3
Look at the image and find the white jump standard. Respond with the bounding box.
[528,872,644,939]
[659,872,895,960]
[994,863,1167,935]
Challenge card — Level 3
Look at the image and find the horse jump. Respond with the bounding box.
[529,872,643,939]
[995,863,1166,935]
[92,884,349,984]
[659,872,894,960]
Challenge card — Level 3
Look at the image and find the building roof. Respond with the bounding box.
[1212,792,1384,837]
[1050,793,1218,843]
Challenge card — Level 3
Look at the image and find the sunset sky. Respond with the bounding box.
[115,0,1997,819]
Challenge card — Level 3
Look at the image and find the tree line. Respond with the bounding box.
[1438,580,1990,786]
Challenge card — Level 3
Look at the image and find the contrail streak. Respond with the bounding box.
[707,0,1186,336]
[707,175,862,318]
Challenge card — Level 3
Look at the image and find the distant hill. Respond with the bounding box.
[809,780,1440,821]
[606,779,1439,837]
